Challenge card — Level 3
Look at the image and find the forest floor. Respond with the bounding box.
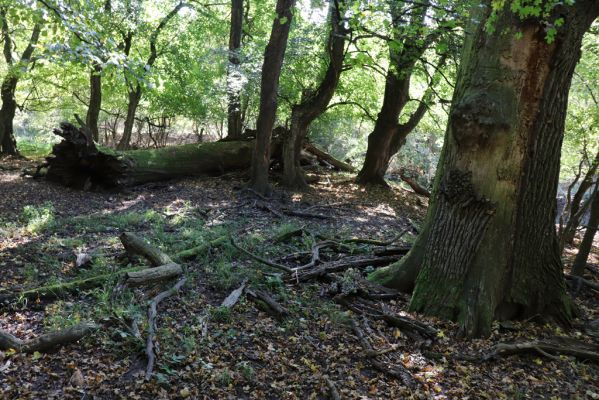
[0,156,598,399]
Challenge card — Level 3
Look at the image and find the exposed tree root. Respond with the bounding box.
[0,322,98,353]
[482,336,599,364]
[145,277,187,380]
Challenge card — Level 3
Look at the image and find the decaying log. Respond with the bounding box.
[304,143,355,173]
[246,289,289,320]
[44,122,260,189]
[483,336,599,364]
[0,322,98,353]
[0,266,141,305]
[221,280,247,308]
[146,277,186,380]
[126,263,183,286]
[120,232,173,266]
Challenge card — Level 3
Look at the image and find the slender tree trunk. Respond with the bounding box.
[249,0,295,195]
[227,0,243,139]
[86,64,102,142]
[0,77,18,156]
[370,1,599,337]
[0,13,40,156]
[562,150,599,246]
[355,3,431,186]
[282,0,347,189]
[117,86,142,150]
[572,184,599,276]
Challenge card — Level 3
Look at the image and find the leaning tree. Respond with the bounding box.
[370,0,599,337]
[249,0,295,195]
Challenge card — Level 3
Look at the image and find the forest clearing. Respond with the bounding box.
[0,0,598,398]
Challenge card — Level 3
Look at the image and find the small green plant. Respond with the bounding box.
[21,202,55,234]
[216,368,233,386]
[236,361,255,381]
[209,305,232,323]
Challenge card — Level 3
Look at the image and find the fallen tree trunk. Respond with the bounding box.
[126,263,183,286]
[120,232,173,266]
[44,122,259,189]
[304,143,355,173]
[0,322,98,352]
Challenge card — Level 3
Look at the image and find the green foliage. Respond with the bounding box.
[21,202,55,234]
[209,305,233,323]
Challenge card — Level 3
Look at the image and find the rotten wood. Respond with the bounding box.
[0,322,98,353]
[126,263,183,286]
[246,289,289,320]
[120,232,173,266]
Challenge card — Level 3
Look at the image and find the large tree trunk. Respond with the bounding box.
[117,86,142,150]
[86,64,103,142]
[571,184,599,276]
[282,0,347,189]
[0,77,18,156]
[227,0,243,139]
[371,1,599,337]
[249,0,295,195]
[45,122,264,189]
[355,3,431,187]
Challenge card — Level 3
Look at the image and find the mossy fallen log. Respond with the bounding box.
[44,122,258,189]
[0,322,98,353]
[42,122,352,189]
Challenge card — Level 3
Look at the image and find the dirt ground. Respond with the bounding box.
[1,157,597,399]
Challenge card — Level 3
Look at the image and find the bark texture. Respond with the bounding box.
[371,1,599,337]
[281,0,347,189]
[86,64,103,142]
[227,0,244,139]
[249,0,295,195]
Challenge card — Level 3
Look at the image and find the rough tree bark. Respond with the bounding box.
[355,2,436,187]
[117,2,185,150]
[0,10,40,156]
[281,0,347,189]
[249,0,295,195]
[370,1,599,337]
[227,0,243,139]
[571,184,599,276]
